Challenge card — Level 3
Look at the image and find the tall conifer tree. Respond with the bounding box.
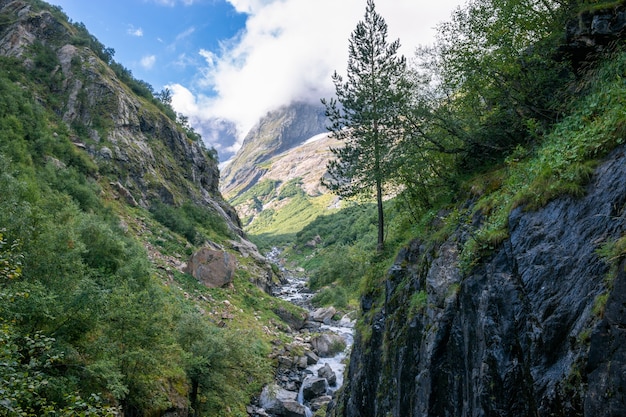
[322,0,411,252]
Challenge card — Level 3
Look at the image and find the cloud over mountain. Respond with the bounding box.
[170,0,462,160]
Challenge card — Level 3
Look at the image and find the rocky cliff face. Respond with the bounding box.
[220,102,328,198]
[335,145,626,417]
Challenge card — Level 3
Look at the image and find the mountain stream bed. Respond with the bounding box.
[247,249,355,417]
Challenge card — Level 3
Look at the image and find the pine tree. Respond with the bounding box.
[322,0,411,252]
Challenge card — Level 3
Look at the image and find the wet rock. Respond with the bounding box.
[295,356,308,370]
[338,314,355,328]
[310,395,333,411]
[311,333,346,357]
[247,405,270,417]
[311,306,336,323]
[304,350,319,365]
[302,376,328,401]
[585,259,626,416]
[273,305,308,331]
[338,146,626,416]
[259,384,298,416]
[318,363,337,386]
[282,400,309,417]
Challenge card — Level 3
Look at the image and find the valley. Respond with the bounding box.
[1,1,626,417]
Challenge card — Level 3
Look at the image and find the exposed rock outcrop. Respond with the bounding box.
[565,4,626,68]
[0,0,290,296]
[336,145,626,416]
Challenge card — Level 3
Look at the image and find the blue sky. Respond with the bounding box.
[47,0,464,161]
[47,0,246,92]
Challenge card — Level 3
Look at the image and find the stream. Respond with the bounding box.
[248,248,355,417]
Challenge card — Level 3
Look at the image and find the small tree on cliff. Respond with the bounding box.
[322,0,411,252]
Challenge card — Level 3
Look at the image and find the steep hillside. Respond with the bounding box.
[0,1,303,416]
[338,145,626,417]
[0,0,242,234]
[220,101,342,247]
[329,5,626,415]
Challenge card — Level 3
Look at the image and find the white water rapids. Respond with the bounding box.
[269,248,355,411]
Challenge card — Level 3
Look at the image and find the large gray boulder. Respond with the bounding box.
[282,400,309,417]
[318,363,337,386]
[310,333,346,357]
[259,384,298,415]
[301,376,328,401]
[311,306,336,323]
[184,247,236,288]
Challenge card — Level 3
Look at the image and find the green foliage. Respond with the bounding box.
[597,235,626,265]
[176,312,271,416]
[231,179,281,206]
[0,325,119,417]
[150,201,233,245]
[592,292,610,318]
[0,5,276,415]
[421,0,572,166]
[278,178,305,200]
[454,48,626,268]
[409,290,428,316]
[297,204,378,249]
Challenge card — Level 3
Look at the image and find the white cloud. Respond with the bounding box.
[167,27,197,53]
[176,26,196,41]
[140,55,157,69]
[127,25,144,37]
[172,0,464,157]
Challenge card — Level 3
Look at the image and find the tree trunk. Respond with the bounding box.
[190,378,199,417]
[376,179,384,252]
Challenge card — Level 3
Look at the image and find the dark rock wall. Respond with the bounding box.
[337,146,626,417]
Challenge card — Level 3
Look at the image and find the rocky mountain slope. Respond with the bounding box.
[220,101,342,236]
[0,2,303,415]
[0,0,242,231]
[230,132,342,233]
[220,101,328,198]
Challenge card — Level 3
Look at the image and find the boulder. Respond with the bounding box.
[311,306,336,323]
[282,400,309,417]
[277,356,294,369]
[273,305,308,331]
[259,384,298,415]
[311,333,346,357]
[301,376,328,401]
[184,247,236,288]
[318,363,337,386]
[295,356,308,370]
[304,350,319,365]
[310,395,333,411]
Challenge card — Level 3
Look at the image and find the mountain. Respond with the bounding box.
[220,101,342,239]
[230,132,342,237]
[220,101,328,197]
